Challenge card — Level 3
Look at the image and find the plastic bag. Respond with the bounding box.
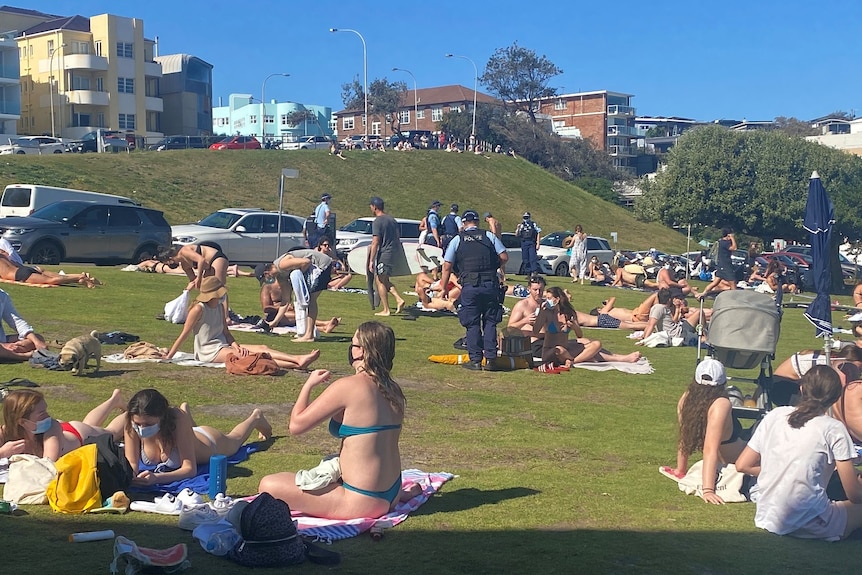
[5,454,56,504]
[164,290,190,324]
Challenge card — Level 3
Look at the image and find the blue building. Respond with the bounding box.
[212,94,332,144]
[0,31,21,136]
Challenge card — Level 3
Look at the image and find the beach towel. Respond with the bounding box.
[0,278,57,288]
[228,323,298,335]
[102,351,225,368]
[571,358,654,374]
[293,469,454,541]
[130,444,259,495]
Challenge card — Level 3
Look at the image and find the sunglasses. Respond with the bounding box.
[319,243,331,248]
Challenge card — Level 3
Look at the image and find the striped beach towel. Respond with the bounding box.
[293,469,454,541]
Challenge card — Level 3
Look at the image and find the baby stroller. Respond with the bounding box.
[698,290,782,419]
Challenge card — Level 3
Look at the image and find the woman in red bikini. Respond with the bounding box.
[0,388,126,461]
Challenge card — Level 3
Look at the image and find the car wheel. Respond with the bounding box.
[554,262,569,277]
[16,150,25,154]
[133,244,158,263]
[53,150,63,154]
[29,241,62,265]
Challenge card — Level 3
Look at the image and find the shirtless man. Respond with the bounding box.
[507,275,546,359]
[0,253,99,287]
[255,263,339,333]
[656,265,699,297]
[575,309,648,331]
[610,264,658,290]
[595,294,658,323]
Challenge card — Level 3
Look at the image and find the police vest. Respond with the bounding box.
[442,214,459,236]
[517,221,536,240]
[454,228,499,285]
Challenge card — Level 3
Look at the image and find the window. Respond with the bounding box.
[450,105,462,114]
[240,215,264,233]
[264,114,274,124]
[554,99,566,111]
[342,116,355,130]
[108,207,141,227]
[371,122,381,135]
[249,115,257,124]
[71,75,91,90]
[116,42,133,58]
[47,40,54,54]
[96,113,105,128]
[280,114,288,125]
[399,110,410,124]
[118,77,134,93]
[96,77,103,92]
[94,41,102,56]
[431,108,443,122]
[72,41,89,55]
[417,109,425,119]
[118,113,136,130]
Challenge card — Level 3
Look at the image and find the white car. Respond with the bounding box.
[0,138,45,155]
[335,217,422,254]
[171,208,306,265]
[19,136,69,154]
[537,231,614,276]
[499,232,553,275]
[284,135,333,150]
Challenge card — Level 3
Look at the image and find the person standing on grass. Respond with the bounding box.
[367,197,405,316]
[566,225,588,285]
[736,366,862,540]
[309,193,332,250]
[700,228,737,299]
[515,212,541,275]
[424,200,442,248]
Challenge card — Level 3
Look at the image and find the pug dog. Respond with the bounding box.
[59,330,101,375]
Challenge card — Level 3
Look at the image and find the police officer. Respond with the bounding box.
[515,212,541,275]
[440,210,508,371]
[309,193,332,248]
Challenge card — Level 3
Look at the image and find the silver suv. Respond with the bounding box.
[284,135,334,150]
[537,231,614,276]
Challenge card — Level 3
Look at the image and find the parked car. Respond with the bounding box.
[536,231,614,277]
[14,136,69,154]
[0,137,44,155]
[171,208,305,265]
[208,136,261,150]
[0,200,170,265]
[782,244,862,281]
[147,135,211,151]
[335,217,422,255]
[72,130,134,153]
[284,135,334,150]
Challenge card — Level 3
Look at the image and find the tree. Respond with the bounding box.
[284,110,313,128]
[481,42,562,123]
[340,77,364,112]
[438,102,505,144]
[367,78,407,137]
[773,116,818,137]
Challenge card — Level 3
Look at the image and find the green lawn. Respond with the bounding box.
[0,268,859,574]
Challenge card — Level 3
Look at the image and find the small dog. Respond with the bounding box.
[59,330,101,375]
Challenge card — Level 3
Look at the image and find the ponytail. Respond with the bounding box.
[787,365,842,429]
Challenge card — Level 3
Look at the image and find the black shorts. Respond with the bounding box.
[531,338,544,359]
[14,266,37,283]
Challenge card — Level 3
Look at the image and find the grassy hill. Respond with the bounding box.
[0,149,688,252]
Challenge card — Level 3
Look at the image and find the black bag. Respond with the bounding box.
[83,434,134,501]
[228,493,339,568]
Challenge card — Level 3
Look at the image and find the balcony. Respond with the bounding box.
[67,90,109,106]
[63,54,108,72]
[145,96,163,112]
[607,124,638,137]
[608,145,636,157]
[607,104,635,117]
[144,61,162,77]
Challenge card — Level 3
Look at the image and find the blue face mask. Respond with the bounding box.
[545,298,556,308]
[133,422,160,439]
[33,416,52,435]
[264,276,276,285]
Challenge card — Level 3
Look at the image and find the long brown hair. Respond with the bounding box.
[355,321,405,414]
[2,389,44,442]
[788,365,842,429]
[125,389,177,443]
[678,380,727,455]
[546,286,576,322]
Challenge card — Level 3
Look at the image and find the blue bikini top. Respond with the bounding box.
[328,418,401,439]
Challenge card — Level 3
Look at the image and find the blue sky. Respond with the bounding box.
[18,0,860,121]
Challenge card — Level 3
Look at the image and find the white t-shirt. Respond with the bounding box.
[747,406,855,535]
[0,238,23,265]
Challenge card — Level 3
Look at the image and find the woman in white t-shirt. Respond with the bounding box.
[736,365,862,541]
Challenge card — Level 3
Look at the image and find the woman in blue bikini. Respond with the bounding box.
[259,321,418,519]
[123,388,271,487]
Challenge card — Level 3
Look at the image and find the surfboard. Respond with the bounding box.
[347,242,444,277]
[366,272,380,309]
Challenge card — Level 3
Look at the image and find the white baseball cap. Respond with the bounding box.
[695,358,726,386]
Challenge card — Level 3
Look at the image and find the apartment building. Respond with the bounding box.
[9,9,163,140]
[534,90,638,174]
[212,94,332,142]
[0,31,19,136]
[155,54,213,137]
[331,84,497,139]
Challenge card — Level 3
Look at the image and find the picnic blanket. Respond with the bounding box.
[131,444,260,495]
[0,278,57,288]
[228,322,298,335]
[294,469,454,541]
[103,351,224,368]
[571,358,654,374]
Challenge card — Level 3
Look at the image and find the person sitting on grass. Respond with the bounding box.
[0,388,126,461]
[769,345,862,406]
[258,321,421,519]
[656,263,700,297]
[638,288,703,346]
[0,252,100,288]
[735,366,862,541]
[610,262,658,290]
[0,288,48,363]
[123,388,272,486]
[533,287,641,369]
[659,358,747,505]
[255,263,340,333]
[163,276,319,370]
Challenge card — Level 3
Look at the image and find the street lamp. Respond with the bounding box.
[49,43,66,138]
[261,73,289,141]
[330,28,367,139]
[445,53,478,140]
[392,67,418,131]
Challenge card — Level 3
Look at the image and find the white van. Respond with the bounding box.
[0,184,139,218]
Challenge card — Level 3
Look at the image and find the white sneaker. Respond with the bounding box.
[176,488,204,507]
[178,504,221,531]
[130,494,183,515]
[210,493,234,516]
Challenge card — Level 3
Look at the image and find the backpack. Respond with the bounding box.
[86,434,135,502]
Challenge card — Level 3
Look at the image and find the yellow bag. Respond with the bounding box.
[45,444,101,513]
[428,354,530,370]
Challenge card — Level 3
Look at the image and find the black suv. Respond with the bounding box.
[72,130,136,153]
[147,135,212,151]
[0,201,171,264]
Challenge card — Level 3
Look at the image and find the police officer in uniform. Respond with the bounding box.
[515,212,541,275]
[440,210,508,371]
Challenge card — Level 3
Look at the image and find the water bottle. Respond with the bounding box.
[208,454,227,500]
[204,527,241,556]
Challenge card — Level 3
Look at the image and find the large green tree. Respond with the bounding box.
[480,42,562,123]
[341,77,407,136]
[636,125,862,242]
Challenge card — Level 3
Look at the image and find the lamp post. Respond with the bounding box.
[445,53,478,140]
[330,28,367,140]
[49,43,66,137]
[261,73,289,142]
[392,67,418,131]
